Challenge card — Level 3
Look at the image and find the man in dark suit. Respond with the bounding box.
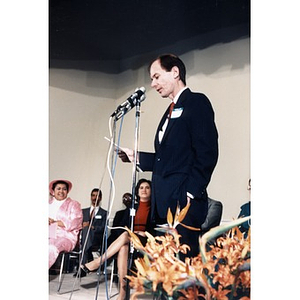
[118,54,218,257]
[75,188,107,276]
[112,193,132,230]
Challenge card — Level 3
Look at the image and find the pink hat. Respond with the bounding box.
[49,179,73,194]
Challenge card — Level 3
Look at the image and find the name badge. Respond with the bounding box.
[95,215,102,219]
[171,107,183,119]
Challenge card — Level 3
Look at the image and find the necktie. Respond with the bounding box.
[90,208,95,220]
[168,102,175,119]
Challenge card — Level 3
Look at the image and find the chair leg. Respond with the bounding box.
[57,252,81,295]
[57,252,65,293]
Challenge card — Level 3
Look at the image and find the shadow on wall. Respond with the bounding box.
[49,64,141,99]
[49,68,118,99]
[49,24,249,98]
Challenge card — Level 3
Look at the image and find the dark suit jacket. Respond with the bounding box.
[139,88,218,229]
[107,208,129,245]
[238,201,250,237]
[113,209,127,228]
[81,206,107,250]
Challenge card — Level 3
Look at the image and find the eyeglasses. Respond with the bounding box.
[123,196,131,201]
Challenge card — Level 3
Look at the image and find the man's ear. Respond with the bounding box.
[171,66,180,80]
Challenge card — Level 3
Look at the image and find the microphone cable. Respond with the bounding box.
[94,114,125,300]
[69,115,124,300]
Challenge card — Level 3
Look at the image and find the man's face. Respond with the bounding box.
[122,193,132,208]
[91,191,101,206]
[150,60,176,98]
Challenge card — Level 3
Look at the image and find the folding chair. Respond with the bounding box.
[56,247,82,294]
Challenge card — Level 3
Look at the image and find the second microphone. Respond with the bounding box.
[111,87,146,120]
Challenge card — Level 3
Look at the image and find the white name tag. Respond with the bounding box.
[95,215,102,219]
[171,107,183,119]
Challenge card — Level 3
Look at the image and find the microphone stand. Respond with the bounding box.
[125,98,142,300]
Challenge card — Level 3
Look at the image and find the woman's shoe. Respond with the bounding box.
[77,265,92,277]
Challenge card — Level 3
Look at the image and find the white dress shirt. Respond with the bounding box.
[90,206,99,217]
[158,87,188,143]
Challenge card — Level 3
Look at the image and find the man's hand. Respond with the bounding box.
[83,221,90,228]
[117,147,135,163]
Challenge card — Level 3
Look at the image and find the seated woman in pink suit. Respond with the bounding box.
[49,179,83,268]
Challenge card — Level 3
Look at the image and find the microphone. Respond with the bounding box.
[111,87,146,120]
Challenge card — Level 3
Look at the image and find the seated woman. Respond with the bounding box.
[49,179,83,268]
[80,178,153,300]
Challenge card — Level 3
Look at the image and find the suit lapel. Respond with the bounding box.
[155,107,169,149]
[161,113,176,144]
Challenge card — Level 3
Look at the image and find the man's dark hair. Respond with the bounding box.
[91,188,102,199]
[148,53,186,85]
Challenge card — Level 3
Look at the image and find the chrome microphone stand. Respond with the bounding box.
[125,97,142,300]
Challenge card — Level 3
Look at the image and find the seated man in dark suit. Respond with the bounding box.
[200,197,223,236]
[74,188,107,277]
[238,179,251,238]
[238,201,250,238]
[110,192,132,239]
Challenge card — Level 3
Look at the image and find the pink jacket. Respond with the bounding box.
[49,197,83,247]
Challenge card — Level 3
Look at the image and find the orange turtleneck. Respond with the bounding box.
[134,200,151,232]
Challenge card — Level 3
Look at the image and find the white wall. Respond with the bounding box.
[49,37,250,221]
[49,69,116,212]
